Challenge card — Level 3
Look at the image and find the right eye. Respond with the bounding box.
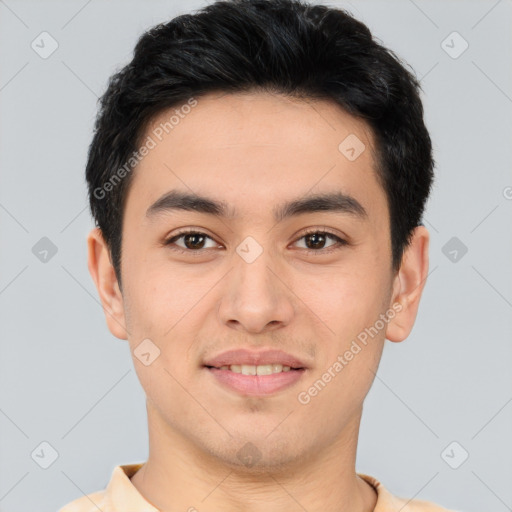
[164,229,221,253]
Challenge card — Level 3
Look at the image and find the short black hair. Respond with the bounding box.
[86,0,434,285]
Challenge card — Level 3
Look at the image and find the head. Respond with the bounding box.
[87,0,433,472]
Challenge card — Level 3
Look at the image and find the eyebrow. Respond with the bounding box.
[146,189,368,222]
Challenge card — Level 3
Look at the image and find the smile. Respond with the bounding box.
[205,365,306,396]
[207,363,294,375]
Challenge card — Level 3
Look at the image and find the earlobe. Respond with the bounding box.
[385,225,430,343]
[87,228,128,340]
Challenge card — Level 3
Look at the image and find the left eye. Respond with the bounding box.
[164,230,346,254]
[294,231,345,252]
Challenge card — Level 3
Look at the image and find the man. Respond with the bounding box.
[59,0,458,510]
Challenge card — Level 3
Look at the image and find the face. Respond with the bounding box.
[92,91,419,472]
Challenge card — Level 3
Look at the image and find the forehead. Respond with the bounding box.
[126,91,386,226]
[146,90,374,151]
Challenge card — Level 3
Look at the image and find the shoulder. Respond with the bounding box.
[57,490,108,512]
[390,495,461,512]
[358,472,461,512]
[57,463,145,512]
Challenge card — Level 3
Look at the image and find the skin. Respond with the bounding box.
[88,91,429,512]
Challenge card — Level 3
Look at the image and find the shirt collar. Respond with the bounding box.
[357,472,411,509]
[106,463,159,511]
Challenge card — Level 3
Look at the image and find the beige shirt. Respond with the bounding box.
[58,463,459,512]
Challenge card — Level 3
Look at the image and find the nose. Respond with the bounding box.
[217,247,295,334]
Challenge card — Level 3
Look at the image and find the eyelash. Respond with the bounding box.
[163,228,348,257]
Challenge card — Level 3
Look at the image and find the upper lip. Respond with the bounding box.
[203,349,309,369]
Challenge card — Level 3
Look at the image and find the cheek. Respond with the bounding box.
[123,257,197,331]
[123,261,206,362]
[302,261,387,339]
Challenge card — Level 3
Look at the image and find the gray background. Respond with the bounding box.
[0,0,511,511]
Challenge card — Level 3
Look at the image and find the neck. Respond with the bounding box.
[130,401,377,512]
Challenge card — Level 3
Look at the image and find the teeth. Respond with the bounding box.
[219,364,294,374]
[241,364,257,375]
[256,364,278,375]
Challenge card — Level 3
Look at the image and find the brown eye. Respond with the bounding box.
[165,230,218,252]
[304,232,329,250]
[294,230,347,254]
[180,233,207,250]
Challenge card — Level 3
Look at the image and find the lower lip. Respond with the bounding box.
[205,367,306,396]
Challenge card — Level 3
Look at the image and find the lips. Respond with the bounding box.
[203,348,308,370]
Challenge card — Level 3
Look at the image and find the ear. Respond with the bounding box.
[87,227,128,340]
[385,225,430,343]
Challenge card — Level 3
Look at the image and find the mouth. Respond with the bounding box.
[204,363,304,374]
[203,349,309,396]
[203,348,308,370]
[204,366,306,396]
